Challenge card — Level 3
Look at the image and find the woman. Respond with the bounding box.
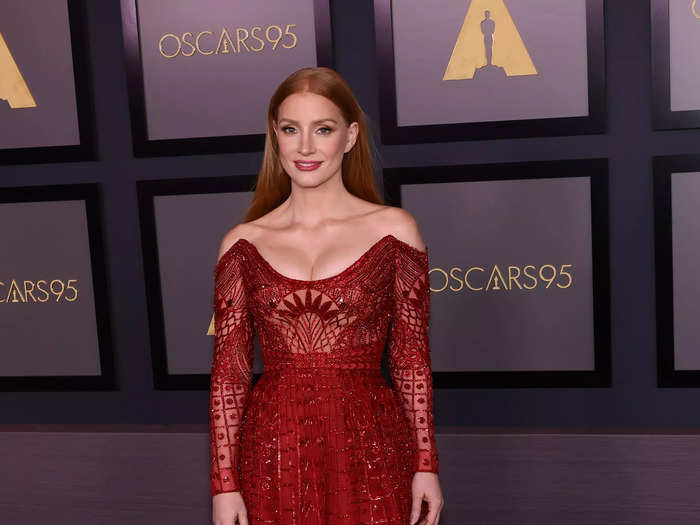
[209,67,443,525]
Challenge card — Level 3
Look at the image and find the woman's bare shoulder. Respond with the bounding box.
[376,205,427,253]
[217,223,259,264]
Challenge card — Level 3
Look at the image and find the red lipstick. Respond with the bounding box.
[294,160,322,171]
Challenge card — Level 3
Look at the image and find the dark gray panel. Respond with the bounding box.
[405,177,595,371]
[0,200,100,376]
[136,0,318,140]
[671,171,700,370]
[0,0,80,149]
[669,1,700,112]
[392,0,589,126]
[153,191,263,375]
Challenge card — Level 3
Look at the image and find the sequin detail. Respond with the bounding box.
[209,234,439,524]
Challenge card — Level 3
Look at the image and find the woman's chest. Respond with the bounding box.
[244,251,395,328]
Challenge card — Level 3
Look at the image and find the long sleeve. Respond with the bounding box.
[209,249,255,496]
[388,240,439,474]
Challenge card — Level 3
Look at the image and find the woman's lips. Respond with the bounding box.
[294,161,322,171]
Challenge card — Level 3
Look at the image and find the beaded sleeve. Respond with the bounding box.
[209,249,255,496]
[388,240,439,474]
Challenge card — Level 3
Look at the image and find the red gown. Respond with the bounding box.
[209,233,439,524]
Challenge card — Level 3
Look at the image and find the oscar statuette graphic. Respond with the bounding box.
[443,0,537,81]
[207,313,215,335]
[0,31,37,108]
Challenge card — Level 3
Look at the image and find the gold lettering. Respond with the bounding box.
[23,280,37,302]
[158,24,301,58]
[197,30,215,55]
[214,28,234,55]
[447,267,464,292]
[427,263,574,293]
[65,279,79,302]
[539,264,556,288]
[0,31,37,108]
[522,264,537,289]
[7,280,25,302]
[36,280,50,302]
[250,26,265,51]
[429,267,449,292]
[181,32,196,57]
[50,279,65,301]
[486,265,507,290]
[283,24,298,49]
[465,266,485,291]
[159,33,181,58]
[236,27,250,52]
[507,265,523,290]
[266,25,283,50]
[0,278,79,302]
[557,264,573,288]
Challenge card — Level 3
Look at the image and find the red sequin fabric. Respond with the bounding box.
[209,233,439,524]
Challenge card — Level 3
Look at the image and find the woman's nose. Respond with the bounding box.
[298,131,315,154]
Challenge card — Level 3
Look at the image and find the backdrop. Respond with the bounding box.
[0,0,699,429]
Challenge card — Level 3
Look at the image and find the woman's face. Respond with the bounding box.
[274,92,359,188]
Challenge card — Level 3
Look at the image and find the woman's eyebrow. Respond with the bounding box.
[278,118,338,125]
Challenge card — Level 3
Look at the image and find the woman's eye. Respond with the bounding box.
[317,127,333,134]
[281,126,296,134]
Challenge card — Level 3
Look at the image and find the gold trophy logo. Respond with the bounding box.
[207,313,215,336]
[0,31,37,108]
[444,0,537,80]
[693,0,699,19]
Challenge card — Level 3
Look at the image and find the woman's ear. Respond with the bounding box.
[345,121,359,153]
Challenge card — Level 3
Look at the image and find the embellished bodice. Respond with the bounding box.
[209,233,439,496]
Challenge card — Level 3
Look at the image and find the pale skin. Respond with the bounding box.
[213,91,444,525]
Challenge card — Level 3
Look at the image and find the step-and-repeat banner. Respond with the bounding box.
[4,1,700,393]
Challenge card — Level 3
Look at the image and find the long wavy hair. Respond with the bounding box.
[241,67,383,223]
